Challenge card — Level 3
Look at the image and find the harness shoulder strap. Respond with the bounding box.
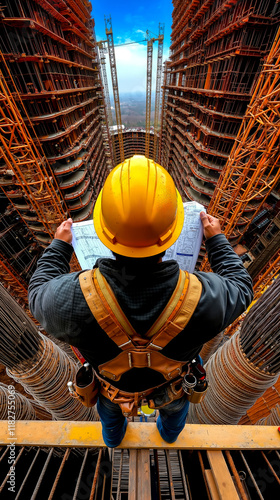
[79,268,202,382]
[79,269,133,349]
[79,268,202,350]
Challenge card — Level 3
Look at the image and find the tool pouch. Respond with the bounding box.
[69,363,99,407]
[148,379,184,409]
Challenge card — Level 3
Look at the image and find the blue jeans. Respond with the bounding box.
[97,393,190,448]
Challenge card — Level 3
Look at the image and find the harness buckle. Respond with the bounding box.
[128,351,152,368]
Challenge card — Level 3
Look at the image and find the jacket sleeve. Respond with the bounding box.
[192,233,254,340]
[28,239,91,344]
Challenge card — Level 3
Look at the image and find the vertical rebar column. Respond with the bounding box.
[0,382,51,420]
[0,284,95,421]
[189,275,280,424]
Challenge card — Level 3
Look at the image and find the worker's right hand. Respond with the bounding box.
[200,212,221,240]
[54,218,73,244]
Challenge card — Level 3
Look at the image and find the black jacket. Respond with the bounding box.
[28,234,253,392]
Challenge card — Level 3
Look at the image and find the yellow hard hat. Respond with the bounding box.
[93,155,184,258]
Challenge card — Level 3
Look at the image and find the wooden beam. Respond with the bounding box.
[205,470,220,500]
[207,451,239,500]
[128,449,151,500]
[0,421,279,449]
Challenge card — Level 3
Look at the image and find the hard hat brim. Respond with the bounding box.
[93,189,185,258]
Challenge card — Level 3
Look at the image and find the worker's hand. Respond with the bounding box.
[200,212,221,240]
[54,218,73,244]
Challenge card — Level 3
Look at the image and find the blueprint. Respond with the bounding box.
[72,201,205,272]
[71,220,111,269]
[163,201,205,272]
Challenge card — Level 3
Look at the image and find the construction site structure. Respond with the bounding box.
[1,1,280,499]
[0,0,112,295]
[111,127,155,165]
[160,0,280,276]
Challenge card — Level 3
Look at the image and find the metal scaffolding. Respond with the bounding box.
[200,26,280,259]
[0,64,66,239]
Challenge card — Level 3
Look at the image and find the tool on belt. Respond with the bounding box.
[68,267,208,416]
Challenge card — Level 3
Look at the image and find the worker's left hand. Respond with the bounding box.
[54,218,73,244]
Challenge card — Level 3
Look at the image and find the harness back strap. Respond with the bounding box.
[79,268,202,381]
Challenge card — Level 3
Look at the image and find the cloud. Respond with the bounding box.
[104,42,169,95]
[135,29,146,36]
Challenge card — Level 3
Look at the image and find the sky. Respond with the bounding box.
[91,1,173,95]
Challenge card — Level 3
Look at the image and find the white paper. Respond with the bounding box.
[71,220,111,270]
[163,201,205,272]
[71,201,205,272]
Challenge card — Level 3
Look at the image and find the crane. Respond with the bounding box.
[101,20,164,163]
[145,27,164,160]
[105,16,125,163]
[97,40,116,166]
[153,24,164,162]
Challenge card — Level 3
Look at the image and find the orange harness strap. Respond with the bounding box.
[79,268,202,382]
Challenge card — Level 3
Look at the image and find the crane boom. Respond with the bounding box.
[105,16,124,163]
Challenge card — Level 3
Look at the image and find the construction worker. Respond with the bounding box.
[29,156,253,447]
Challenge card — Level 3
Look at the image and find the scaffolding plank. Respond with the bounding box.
[204,469,220,500]
[207,451,239,500]
[0,422,280,450]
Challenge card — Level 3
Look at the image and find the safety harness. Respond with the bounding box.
[75,267,202,416]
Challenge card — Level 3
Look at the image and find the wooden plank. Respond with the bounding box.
[0,421,280,449]
[207,451,239,500]
[128,449,137,500]
[128,449,151,500]
[205,470,220,500]
[137,449,151,500]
